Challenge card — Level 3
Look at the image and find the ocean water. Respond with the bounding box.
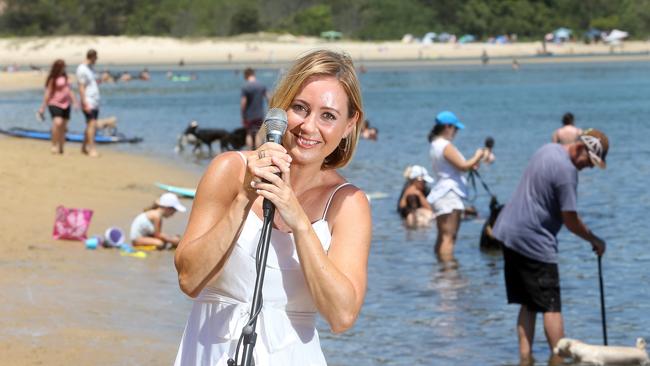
[2,60,650,365]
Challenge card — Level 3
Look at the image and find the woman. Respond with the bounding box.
[38,59,77,154]
[129,193,186,250]
[174,50,372,365]
[397,165,435,228]
[427,111,486,260]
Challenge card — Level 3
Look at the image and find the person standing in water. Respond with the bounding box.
[240,67,268,149]
[493,129,608,364]
[427,111,486,261]
[552,112,583,144]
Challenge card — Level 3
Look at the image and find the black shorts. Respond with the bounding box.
[503,246,561,312]
[48,105,71,119]
[83,108,99,123]
[243,119,263,135]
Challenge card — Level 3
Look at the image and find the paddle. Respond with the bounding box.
[598,255,608,345]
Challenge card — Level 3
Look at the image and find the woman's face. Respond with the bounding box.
[285,75,357,165]
[162,207,176,218]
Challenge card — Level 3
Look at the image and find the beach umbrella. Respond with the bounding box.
[553,27,572,42]
[458,34,475,44]
[320,30,342,41]
[604,29,628,44]
[422,32,437,44]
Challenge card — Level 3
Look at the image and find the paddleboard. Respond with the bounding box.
[0,127,143,143]
[155,182,196,198]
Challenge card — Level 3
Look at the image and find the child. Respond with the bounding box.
[130,193,186,249]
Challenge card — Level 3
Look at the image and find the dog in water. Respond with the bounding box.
[554,337,650,366]
[176,121,247,155]
[479,196,504,251]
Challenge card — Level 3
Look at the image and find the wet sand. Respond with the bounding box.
[0,137,200,364]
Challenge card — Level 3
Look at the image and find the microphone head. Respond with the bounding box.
[261,108,288,144]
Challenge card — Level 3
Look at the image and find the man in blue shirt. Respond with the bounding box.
[493,129,608,363]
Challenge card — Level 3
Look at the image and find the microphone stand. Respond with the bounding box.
[229,199,275,366]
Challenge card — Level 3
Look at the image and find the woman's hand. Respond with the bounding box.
[249,148,308,232]
[243,143,291,197]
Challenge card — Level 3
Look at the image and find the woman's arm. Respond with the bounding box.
[297,188,371,333]
[443,143,484,171]
[174,152,256,297]
[417,190,432,210]
[39,81,52,112]
[253,160,371,333]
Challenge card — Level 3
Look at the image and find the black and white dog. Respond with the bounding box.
[176,121,247,155]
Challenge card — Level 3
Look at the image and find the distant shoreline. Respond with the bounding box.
[1,35,649,91]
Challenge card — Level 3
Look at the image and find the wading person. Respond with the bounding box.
[552,112,583,145]
[493,129,609,364]
[174,50,372,365]
[240,67,268,149]
[426,111,486,261]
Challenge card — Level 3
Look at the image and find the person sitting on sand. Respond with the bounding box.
[398,165,435,228]
[552,112,582,145]
[130,193,186,250]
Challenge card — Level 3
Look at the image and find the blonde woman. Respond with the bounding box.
[174,50,372,365]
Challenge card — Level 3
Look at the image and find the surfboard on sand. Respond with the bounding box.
[155,182,196,198]
[0,127,142,143]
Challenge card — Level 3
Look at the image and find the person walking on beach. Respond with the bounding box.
[38,59,78,154]
[174,50,371,365]
[130,193,186,250]
[240,67,268,149]
[492,129,608,364]
[552,112,583,145]
[76,49,101,157]
[427,111,486,261]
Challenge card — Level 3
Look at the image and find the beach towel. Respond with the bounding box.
[52,205,94,241]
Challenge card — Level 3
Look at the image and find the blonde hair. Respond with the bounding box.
[269,49,364,169]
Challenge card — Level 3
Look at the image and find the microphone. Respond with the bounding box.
[261,108,288,144]
[260,108,288,217]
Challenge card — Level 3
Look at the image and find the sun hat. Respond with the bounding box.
[579,128,609,169]
[435,111,465,130]
[408,165,434,183]
[157,193,187,212]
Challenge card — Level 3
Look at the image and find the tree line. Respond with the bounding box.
[1,0,648,40]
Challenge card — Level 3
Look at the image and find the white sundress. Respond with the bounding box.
[174,180,352,366]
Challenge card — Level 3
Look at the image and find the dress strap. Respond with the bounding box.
[235,151,247,165]
[321,182,353,220]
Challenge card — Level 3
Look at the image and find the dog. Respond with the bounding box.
[479,196,504,251]
[176,121,247,155]
[96,116,118,136]
[554,337,650,366]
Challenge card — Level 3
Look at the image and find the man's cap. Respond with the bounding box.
[579,128,609,169]
[157,193,187,212]
[408,165,434,183]
[435,111,465,130]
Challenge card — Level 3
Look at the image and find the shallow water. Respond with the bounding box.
[2,60,650,365]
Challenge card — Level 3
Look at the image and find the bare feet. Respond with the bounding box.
[87,150,99,158]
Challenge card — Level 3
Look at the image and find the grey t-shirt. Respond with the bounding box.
[493,143,577,263]
[241,80,266,121]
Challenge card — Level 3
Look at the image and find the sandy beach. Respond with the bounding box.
[0,136,200,364]
[1,35,649,91]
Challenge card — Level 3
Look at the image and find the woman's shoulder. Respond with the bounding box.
[206,151,248,173]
